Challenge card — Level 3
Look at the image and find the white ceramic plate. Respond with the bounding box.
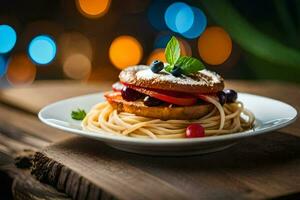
[39,93,297,156]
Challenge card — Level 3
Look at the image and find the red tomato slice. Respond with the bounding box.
[127,85,197,106]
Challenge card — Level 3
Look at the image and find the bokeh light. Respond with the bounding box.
[63,54,92,80]
[0,56,7,77]
[153,33,172,49]
[181,7,207,39]
[109,35,143,69]
[0,25,17,54]
[28,35,57,65]
[217,43,241,69]
[58,32,92,65]
[153,33,191,56]
[198,26,232,65]
[77,0,111,18]
[178,38,192,56]
[147,0,172,30]
[7,53,36,85]
[147,48,166,65]
[22,21,63,56]
[164,2,194,33]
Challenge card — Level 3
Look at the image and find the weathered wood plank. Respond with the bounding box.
[32,152,188,200]
[0,125,67,199]
[0,104,71,143]
[0,81,111,146]
[31,132,300,200]
[0,133,37,157]
[1,164,70,200]
[0,134,68,200]
[0,80,111,114]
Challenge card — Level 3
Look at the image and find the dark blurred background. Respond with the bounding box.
[0,0,300,87]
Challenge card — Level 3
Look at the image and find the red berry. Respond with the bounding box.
[186,124,205,138]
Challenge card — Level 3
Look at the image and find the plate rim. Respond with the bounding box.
[38,92,298,146]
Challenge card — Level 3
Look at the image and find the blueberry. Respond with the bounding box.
[217,91,226,105]
[150,60,164,73]
[121,86,143,101]
[224,89,237,103]
[143,96,163,107]
[171,65,182,77]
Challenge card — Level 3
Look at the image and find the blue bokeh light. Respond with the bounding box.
[148,0,174,31]
[164,2,194,33]
[175,5,194,33]
[28,35,56,65]
[0,25,17,54]
[181,7,207,39]
[0,56,7,77]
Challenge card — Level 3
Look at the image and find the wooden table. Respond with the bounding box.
[0,80,299,200]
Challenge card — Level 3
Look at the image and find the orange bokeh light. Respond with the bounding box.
[77,0,111,18]
[109,35,143,69]
[147,48,166,65]
[7,53,36,86]
[198,26,232,65]
[58,32,93,62]
[63,54,91,80]
[178,38,192,56]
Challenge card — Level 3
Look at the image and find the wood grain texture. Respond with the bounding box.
[0,164,70,200]
[0,104,71,143]
[0,80,112,114]
[0,129,67,200]
[31,132,300,200]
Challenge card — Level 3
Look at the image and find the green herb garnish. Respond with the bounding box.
[164,36,205,75]
[165,36,180,66]
[71,109,86,120]
[176,56,205,75]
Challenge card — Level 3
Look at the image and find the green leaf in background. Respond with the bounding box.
[71,109,86,120]
[273,0,297,45]
[165,36,180,66]
[176,56,205,75]
[201,0,300,71]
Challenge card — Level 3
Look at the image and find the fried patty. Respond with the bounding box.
[119,65,224,94]
[105,92,213,120]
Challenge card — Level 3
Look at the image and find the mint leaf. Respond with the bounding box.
[176,56,205,75]
[165,36,180,66]
[164,64,172,73]
[71,109,86,120]
[163,36,206,75]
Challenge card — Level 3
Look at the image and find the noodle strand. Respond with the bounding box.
[82,95,255,139]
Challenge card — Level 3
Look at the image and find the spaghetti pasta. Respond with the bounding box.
[82,95,255,139]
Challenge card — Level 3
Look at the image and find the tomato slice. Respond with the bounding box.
[127,85,197,106]
[104,91,121,102]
